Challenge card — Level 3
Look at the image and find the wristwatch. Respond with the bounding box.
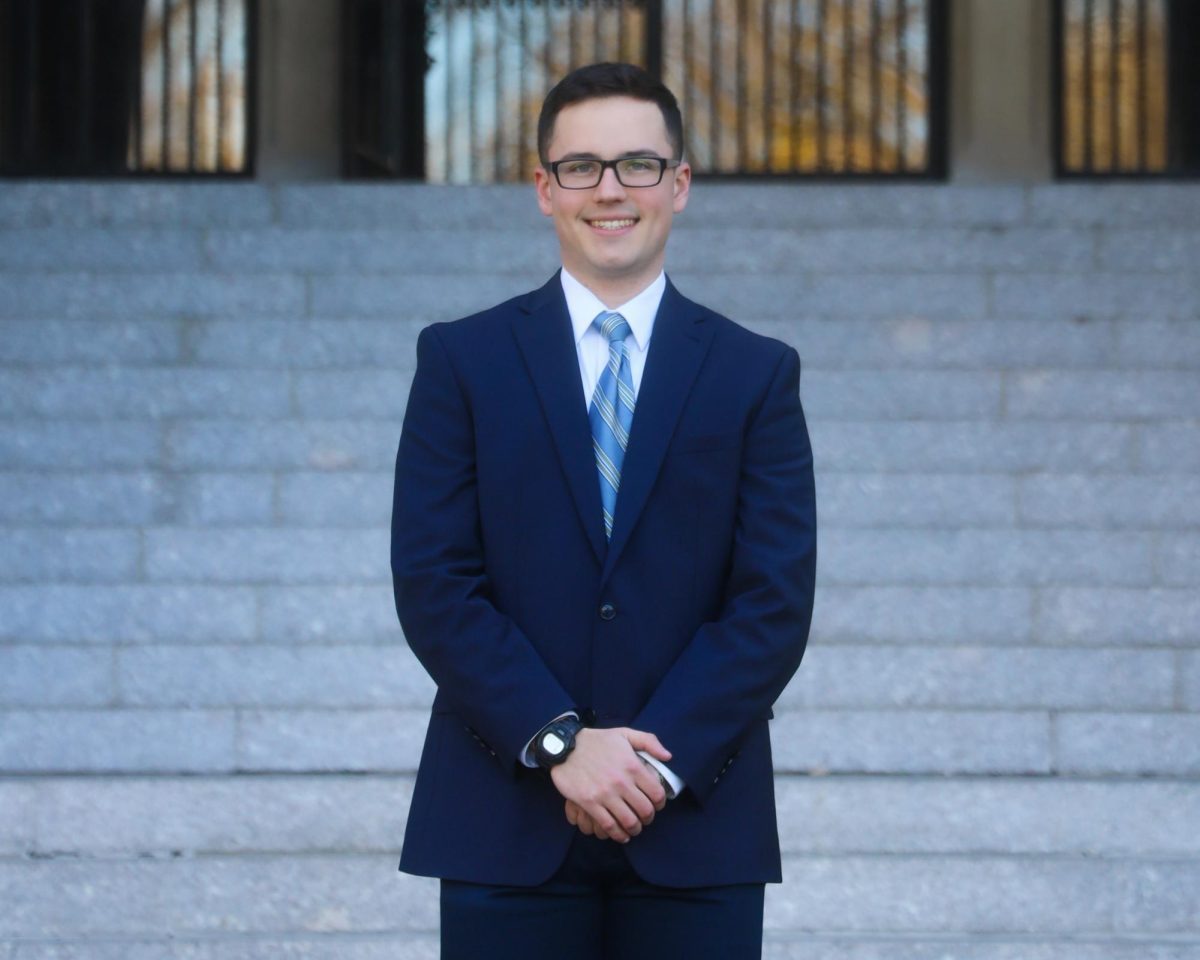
[533,716,584,769]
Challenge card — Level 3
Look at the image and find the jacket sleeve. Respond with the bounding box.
[392,324,575,769]
[632,344,817,804]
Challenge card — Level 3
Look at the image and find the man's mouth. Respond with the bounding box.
[587,218,637,231]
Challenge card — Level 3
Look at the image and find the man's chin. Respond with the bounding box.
[587,241,648,267]
[588,258,642,280]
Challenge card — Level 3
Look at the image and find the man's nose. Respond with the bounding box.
[594,165,627,199]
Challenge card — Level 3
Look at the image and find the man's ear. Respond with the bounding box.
[672,160,692,214]
[534,166,554,217]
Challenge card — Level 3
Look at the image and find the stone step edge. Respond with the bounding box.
[4,931,1200,945]
[4,851,1199,864]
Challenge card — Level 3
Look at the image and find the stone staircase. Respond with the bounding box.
[1,181,1198,958]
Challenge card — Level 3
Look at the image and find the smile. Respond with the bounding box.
[587,218,637,231]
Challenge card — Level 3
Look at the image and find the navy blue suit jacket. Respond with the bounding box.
[391,273,816,888]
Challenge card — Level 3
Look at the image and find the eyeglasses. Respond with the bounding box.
[547,156,679,189]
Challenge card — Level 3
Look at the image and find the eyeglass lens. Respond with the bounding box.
[555,157,666,188]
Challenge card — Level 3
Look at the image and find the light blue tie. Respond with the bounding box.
[588,311,636,540]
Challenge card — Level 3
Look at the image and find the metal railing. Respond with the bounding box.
[423,0,655,183]
[1053,0,1199,177]
[661,0,946,177]
[0,0,255,177]
[350,0,947,182]
[134,0,254,174]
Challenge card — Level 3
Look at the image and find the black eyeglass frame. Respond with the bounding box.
[546,156,681,189]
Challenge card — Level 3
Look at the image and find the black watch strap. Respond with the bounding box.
[533,716,584,769]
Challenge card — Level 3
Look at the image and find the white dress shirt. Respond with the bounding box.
[519,267,685,800]
[561,265,663,403]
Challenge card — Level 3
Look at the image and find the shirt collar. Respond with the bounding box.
[560,267,666,352]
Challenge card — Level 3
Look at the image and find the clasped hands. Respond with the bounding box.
[550,726,671,844]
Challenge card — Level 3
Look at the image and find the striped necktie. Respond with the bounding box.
[588,311,636,540]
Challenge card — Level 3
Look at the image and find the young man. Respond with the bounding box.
[392,62,816,959]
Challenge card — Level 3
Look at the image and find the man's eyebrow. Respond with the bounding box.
[554,150,666,161]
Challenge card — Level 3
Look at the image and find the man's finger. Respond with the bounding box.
[610,797,645,837]
[621,779,657,825]
[623,729,671,763]
[634,760,668,811]
[575,810,596,836]
[566,800,601,837]
[587,802,632,843]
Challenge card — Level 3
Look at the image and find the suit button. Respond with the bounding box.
[599,603,616,621]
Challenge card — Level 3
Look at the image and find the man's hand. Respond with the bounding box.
[564,799,602,837]
[550,727,670,843]
[564,756,674,840]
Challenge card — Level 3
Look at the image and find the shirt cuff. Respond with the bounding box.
[637,751,684,799]
[520,711,579,767]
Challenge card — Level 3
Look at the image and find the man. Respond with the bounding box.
[392,62,816,959]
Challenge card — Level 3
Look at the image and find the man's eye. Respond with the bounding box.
[623,159,655,172]
[563,161,598,175]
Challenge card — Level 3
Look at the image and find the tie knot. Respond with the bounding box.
[594,311,631,345]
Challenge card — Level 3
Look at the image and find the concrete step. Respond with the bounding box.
[6,934,1200,960]
[4,183,1199,230]
[4,469,1196,531]
[6,418,1189,475]
[217,223,1110,276]
[6,267,1195,321]
[1,850,1197,939]
[0,643,1182,713]
[5,524,1192,590]
[4,775,1199,859]
[3,366,1199,423]
[2,707,1198,775]
[2,223,1153,275]
[3,583,1193,651]
[4,318,1197,370]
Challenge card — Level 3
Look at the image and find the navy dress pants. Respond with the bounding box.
[439,833,766,960]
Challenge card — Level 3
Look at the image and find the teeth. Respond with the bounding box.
[590,219,636,230]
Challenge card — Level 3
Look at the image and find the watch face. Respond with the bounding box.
[543,732,566,756]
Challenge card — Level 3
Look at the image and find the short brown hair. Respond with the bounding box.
[537,62,685,165]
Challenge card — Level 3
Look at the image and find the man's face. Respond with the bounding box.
[534,96,690,298]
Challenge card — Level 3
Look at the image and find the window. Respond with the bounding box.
[663,0,947,177]
[0,0,256,177]
[1054,0,1200,177]
[343,0,949,182]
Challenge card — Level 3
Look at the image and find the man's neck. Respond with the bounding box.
[563,265,664,309]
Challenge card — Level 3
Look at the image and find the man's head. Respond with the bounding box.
[534,63,691,305]
[537,62,685,166]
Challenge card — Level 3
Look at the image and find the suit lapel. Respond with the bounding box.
[601,279,715,584]
[512,274,607,564]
